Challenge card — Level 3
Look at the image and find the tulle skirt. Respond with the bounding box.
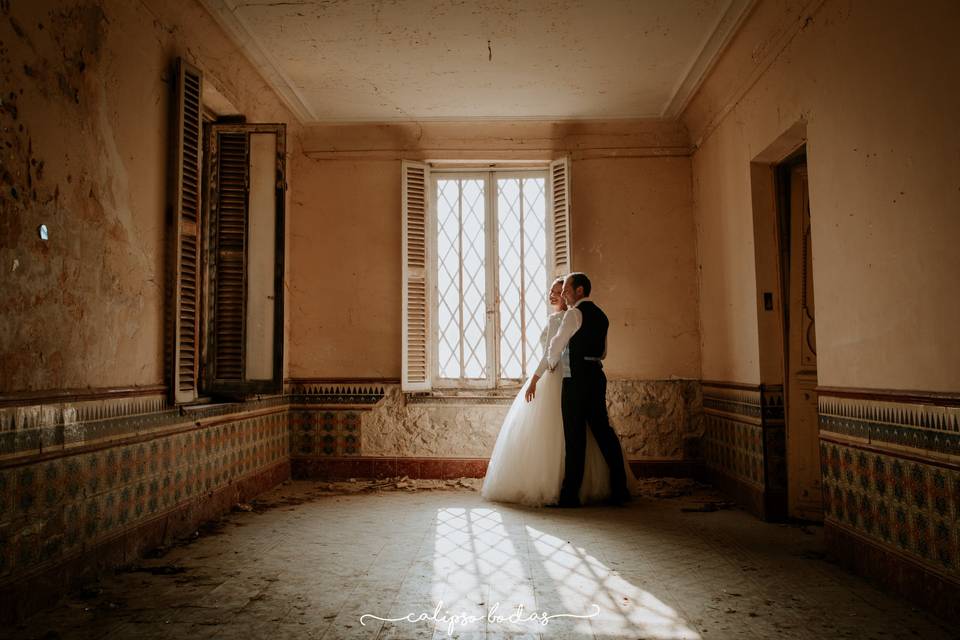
[481,368,634,507]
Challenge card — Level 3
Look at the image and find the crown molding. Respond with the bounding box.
[662,0,758,119]
[198,0,315,124]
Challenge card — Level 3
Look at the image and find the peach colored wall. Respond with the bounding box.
[571,157,699,379]
[687,0,960,391]
[0,0,300,393]
[287,157,402,378]
[288,121,700,380]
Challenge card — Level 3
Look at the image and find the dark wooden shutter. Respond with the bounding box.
[210,131,248,383]
[170,59,203,404]
[205,124,286,395]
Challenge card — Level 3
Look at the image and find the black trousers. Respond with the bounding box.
[559,364,629,504]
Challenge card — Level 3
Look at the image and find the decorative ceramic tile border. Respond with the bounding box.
[819,395,960,456]
[0,392,169,432]
[820,438,960,580]
[0,393,288,461]
[286,381,387,406]
[702,382,786,520]
[701,384,763,419]
[0,410,288,585]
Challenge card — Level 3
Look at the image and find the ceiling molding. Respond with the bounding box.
[199,0,315,124]
[200,0,758,124]
[687,0,827,148]
[661,0,758,119]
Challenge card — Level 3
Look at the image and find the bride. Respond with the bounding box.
[481,277,636,507]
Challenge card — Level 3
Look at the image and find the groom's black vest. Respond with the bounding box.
[568,301,608,375]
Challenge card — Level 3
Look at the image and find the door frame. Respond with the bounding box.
[748,120,815,521]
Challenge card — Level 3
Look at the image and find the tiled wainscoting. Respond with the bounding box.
[1,378,704,622]
[287,379,705,481]
[702,382,786,520]
[0,389,290,622]
[818,389,960,621]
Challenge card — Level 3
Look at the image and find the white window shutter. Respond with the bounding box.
[402,161,432,391]
[548,157,572,278]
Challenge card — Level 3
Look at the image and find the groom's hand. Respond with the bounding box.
[525,375,540,403]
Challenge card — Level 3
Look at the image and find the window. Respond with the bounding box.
[169,58,286,403]
[402,160,571,392]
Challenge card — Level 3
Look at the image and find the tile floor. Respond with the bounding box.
[3,480,954,640]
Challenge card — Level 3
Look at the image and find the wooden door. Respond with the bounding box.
[785,162,821,521]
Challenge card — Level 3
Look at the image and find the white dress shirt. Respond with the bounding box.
[544,298,606,378]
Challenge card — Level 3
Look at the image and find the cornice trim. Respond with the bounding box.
[662,0,758,118]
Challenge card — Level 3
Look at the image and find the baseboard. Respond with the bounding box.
[0,461,290,625]
[290,456,705,482]
[291,456,488,480]
[705,466,784,521]
[629,459,707,480]
[825,522,960,623]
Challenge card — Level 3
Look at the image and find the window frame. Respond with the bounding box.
[401,157,570,394]
[429,167,550,390]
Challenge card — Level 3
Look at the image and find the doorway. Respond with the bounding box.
[751,122,822,523]
[775,151,822,521]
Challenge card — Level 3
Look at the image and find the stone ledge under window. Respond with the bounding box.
[404,388,520,405]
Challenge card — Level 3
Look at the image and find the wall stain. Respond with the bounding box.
[0,1,112,391]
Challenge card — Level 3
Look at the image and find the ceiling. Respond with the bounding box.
[201,0,755,124]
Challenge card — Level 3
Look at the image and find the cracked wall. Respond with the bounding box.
[361,380,702,460]
[687,0,960,390]
[0,0,300,393]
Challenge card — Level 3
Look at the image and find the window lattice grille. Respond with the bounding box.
[436,173,547,384]
[498,177,547,380]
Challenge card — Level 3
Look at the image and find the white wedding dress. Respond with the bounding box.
[481,312,636,507]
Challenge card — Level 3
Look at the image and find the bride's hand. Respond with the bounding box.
[525,375,540,403]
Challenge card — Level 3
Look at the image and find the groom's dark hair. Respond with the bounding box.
[567,272,591,297]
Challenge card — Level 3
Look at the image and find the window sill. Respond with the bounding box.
[404,387,520,406]
[177,394,284,413]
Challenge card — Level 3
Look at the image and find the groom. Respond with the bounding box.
[546,273,630,507]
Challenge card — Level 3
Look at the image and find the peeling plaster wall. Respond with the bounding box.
[361,380,702,460]
[0,0,301,393]
[686,0,960,391]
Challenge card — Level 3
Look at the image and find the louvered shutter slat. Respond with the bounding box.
[170,59,203,402]
[211,131,248,382]
[549,157,572,278]
[203,122,286,396]
[402,161,431,391]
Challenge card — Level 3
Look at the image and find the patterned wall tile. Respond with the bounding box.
[0,409,288,586]
[703,386,765,488]
[821,439,960,581]
[290,410,361,457]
